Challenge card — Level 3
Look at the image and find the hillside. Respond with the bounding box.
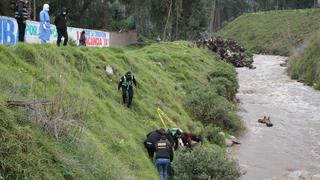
[288,33,320,90]
[220,9,320,56]
[0,42,240,179]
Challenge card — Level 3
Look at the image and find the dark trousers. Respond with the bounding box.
[144,141,155,160]
[57,29,68,46]
[17,20,26,42]
[121,85,134,108]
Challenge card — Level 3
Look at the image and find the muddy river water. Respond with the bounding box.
[232,55,320,179]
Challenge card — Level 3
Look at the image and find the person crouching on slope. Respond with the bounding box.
[155,135,174,180]
[144,128,166,160]
[118,71,137,108]
[181,132,202,149]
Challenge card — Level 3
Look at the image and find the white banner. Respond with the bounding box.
[0,16,110,47]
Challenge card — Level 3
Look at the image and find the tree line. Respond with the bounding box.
[0,0,317,40]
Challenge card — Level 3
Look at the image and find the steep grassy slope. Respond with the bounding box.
[220,9,320,55]
[0,42,238,179]
[288,33,320,90]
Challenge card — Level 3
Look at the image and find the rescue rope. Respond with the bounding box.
[157,107,177,129]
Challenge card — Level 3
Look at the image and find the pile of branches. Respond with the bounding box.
[196,37,254,68]
[7,99,86,139]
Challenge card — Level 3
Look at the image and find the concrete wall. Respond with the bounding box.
[109,31,137,47]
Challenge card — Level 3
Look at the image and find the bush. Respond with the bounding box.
[207,62,238,90]
[174,145,241,180]
[208,77,237,101]
[186,84,241,133]
[198,125,225,147]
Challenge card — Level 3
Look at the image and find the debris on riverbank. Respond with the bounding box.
[196,37,254,68]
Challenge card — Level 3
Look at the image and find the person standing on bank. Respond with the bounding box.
[14,0,29,42]
[118,71,137,108]
[155,135,174,180]
[54,7,68,46]
[39,4,50,44]
[79,30,86,46]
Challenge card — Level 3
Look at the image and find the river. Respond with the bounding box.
[232,55,320,179]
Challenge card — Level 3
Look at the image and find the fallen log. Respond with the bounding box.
[258,116,273,127]
[7,100,52,108]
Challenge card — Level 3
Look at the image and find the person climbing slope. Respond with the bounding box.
[155,135,174,180]
[39,4,50,44]
[144,128,166,160]
[118,71,137,108]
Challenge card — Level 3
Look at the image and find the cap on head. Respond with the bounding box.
[43,4,49,11]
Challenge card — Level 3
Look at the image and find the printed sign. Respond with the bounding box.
[0,16,18,45]
[0,16,110,47]
[69,27,110,47]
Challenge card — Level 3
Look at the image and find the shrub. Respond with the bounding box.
[186,85,241,133]
[208,77,237,101]
[173,145,241,180]
[207,62,238,90]
[198,125,225,147]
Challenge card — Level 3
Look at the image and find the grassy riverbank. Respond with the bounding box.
[288,33,320,90]
[220,9,320,56]
[0,42,241,179]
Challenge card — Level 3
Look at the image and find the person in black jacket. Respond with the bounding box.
[144,128,165,160]
[54,7,68,46]
[155,135,174,180]
[118,71,137,108]
[14,0,29,42]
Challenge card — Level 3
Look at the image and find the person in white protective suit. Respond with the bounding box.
[39,4,50,44]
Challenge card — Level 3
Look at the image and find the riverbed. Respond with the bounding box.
[232,55,320,179]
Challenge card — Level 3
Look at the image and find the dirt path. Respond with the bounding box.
[232,55,320,179]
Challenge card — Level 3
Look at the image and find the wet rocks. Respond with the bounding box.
[258,116,273,127]
[280,59,289,67]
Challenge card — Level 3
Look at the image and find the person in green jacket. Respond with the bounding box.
[118,71,137,108]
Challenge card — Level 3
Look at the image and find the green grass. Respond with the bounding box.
[0,42,239,179]
[220,9,320,56]
[288,33,320,90]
